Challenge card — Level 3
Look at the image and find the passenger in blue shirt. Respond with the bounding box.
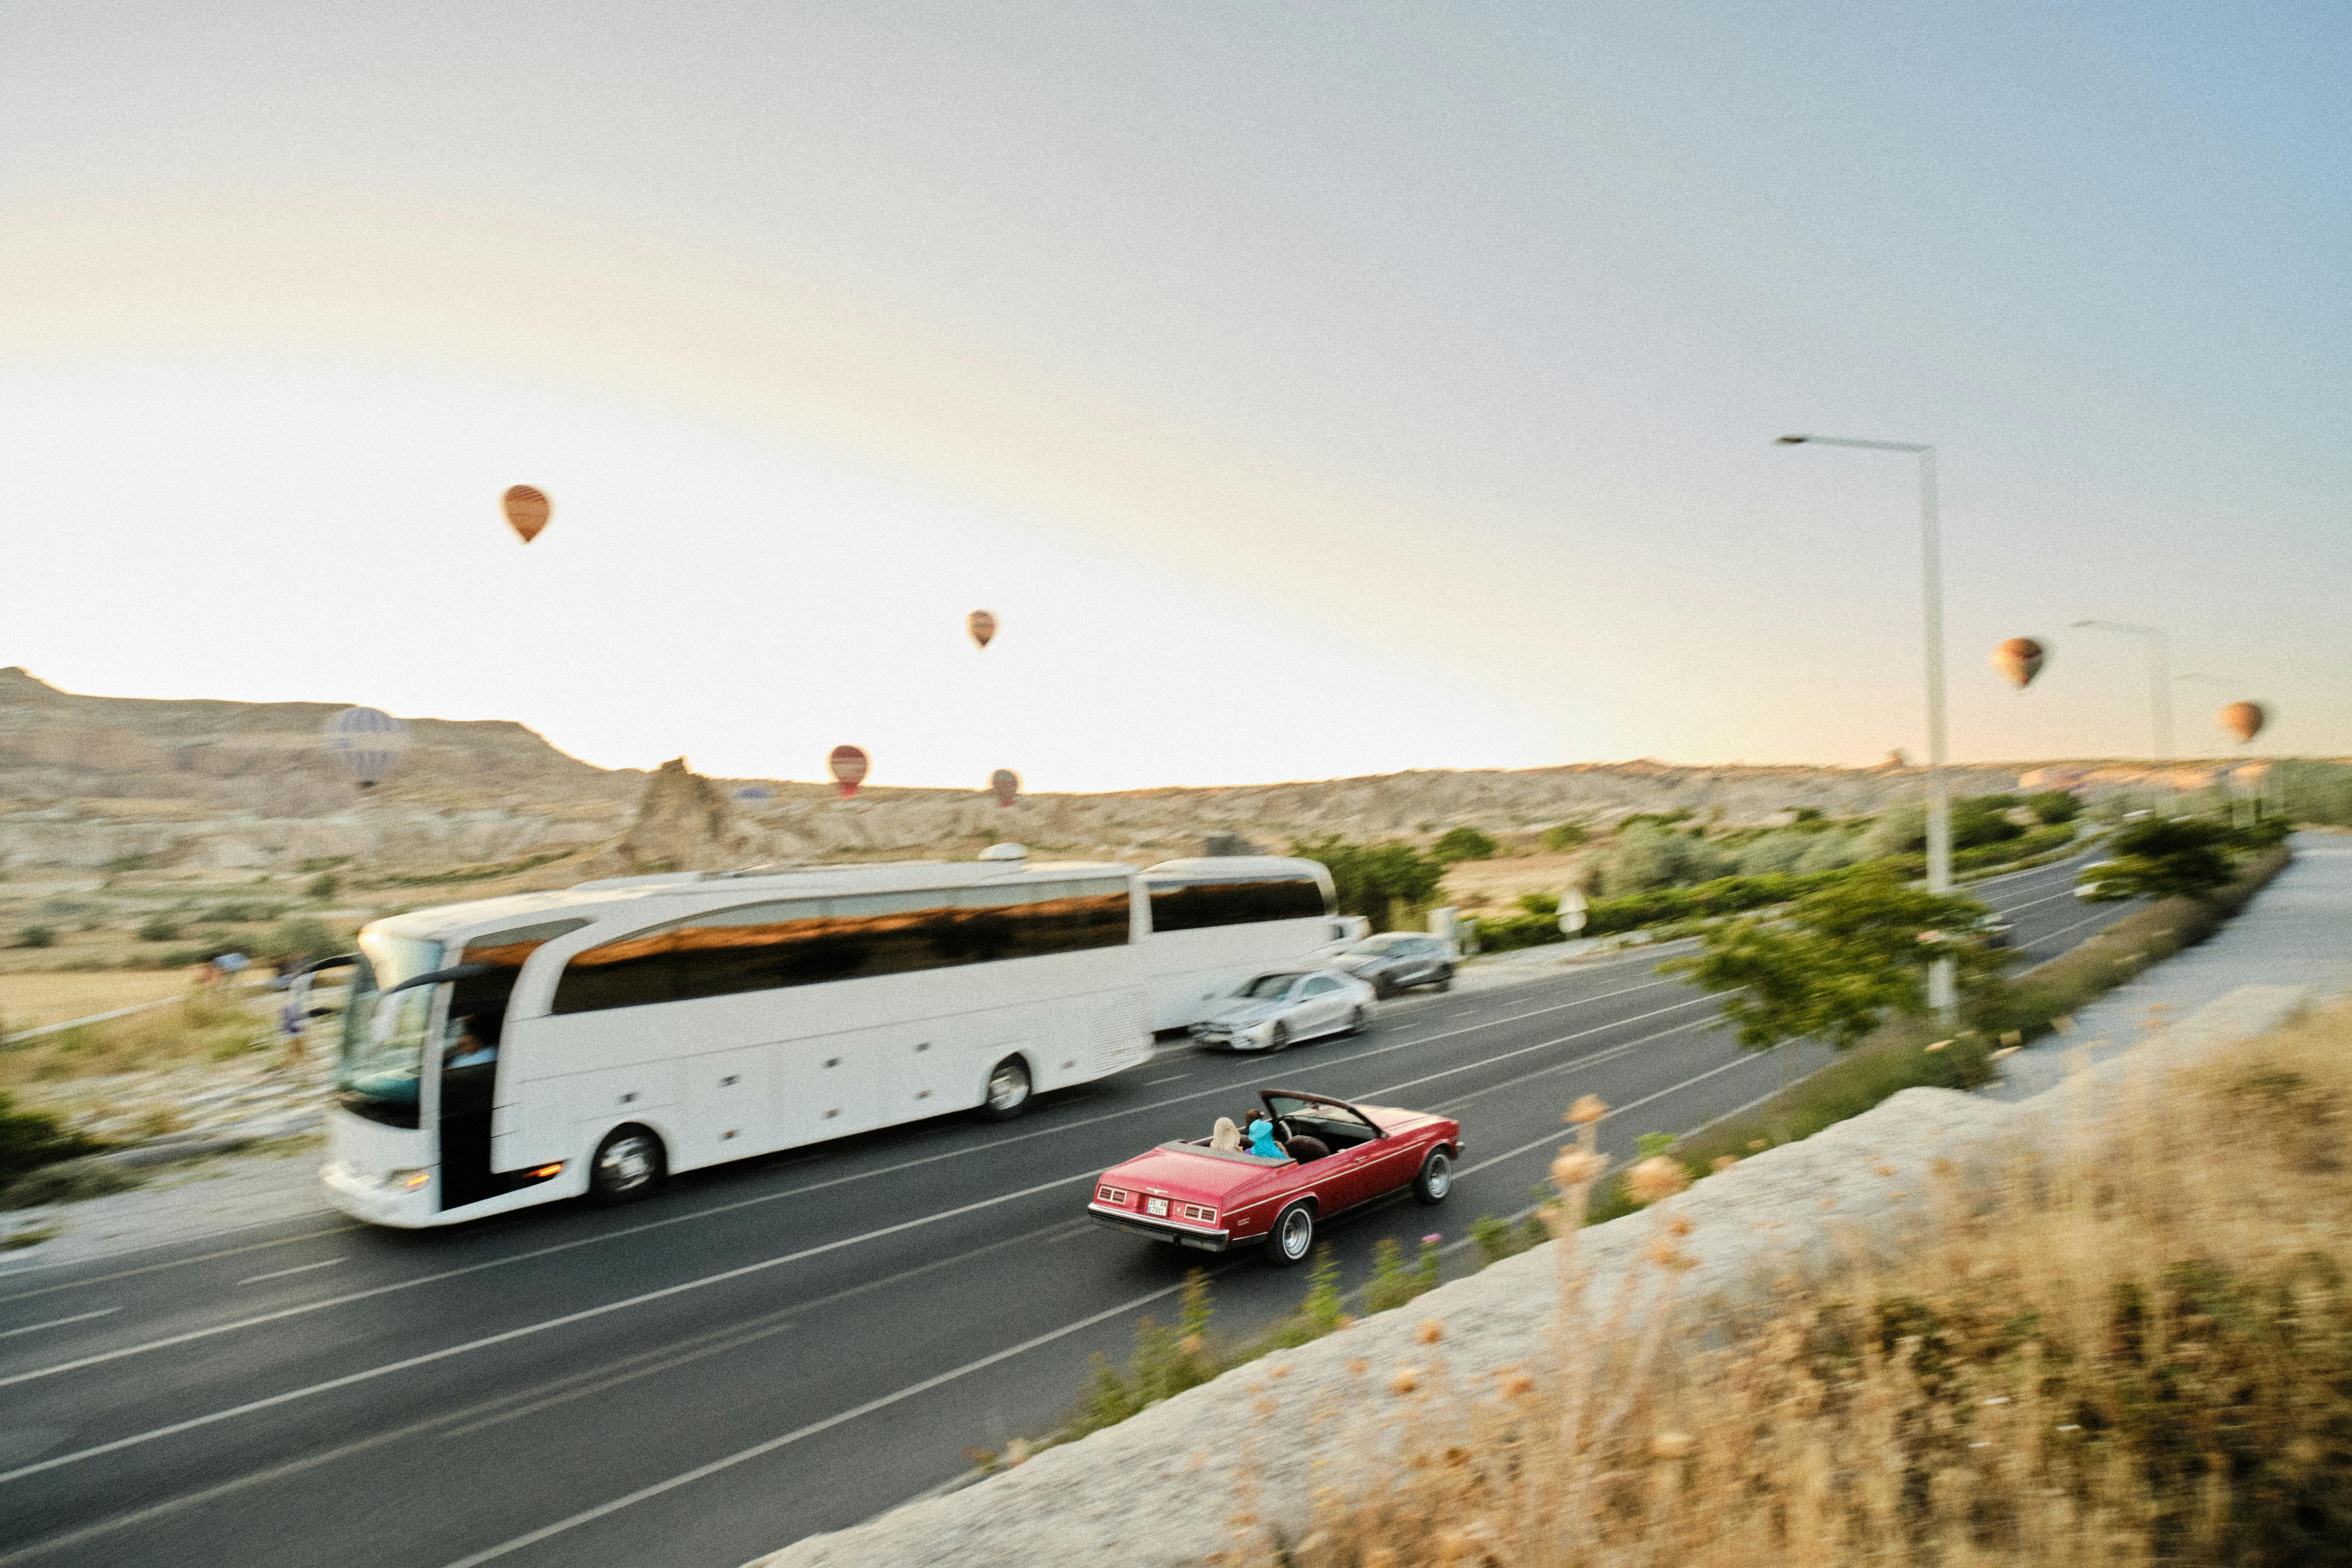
[1243,1113,1284,1160]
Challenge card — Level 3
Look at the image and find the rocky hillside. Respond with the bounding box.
[0,666,2266,877]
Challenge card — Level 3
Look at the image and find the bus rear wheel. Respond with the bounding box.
[589,1125,666,1206]
[977,1056,1033,1121]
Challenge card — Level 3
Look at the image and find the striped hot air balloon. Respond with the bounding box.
[323,706,409,791]
[967,610,997,650]
[828,745,869,799]
[502,485,552,544]
[989,769,1020,807]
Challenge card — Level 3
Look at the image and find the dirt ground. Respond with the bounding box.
[0,967,195,1031]
[1437,850,1592,914]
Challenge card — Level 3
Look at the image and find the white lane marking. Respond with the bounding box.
[1458,1048,1771,1178]
[0,1308,118,1340]
[0,1226,358,1309]
[236,1258,346,1287]
[1144,1073,1192,1085]
[0,1220,1087,1568]
[1430,1014,1718,1114]
[430,1275,1215,1568]
[0,1168,1108,1486]
[428,1017,1762,1568]
[1363,993,1724,1103]
[0,977,1723,1481]
[1995,887,2083,916]
[0,974,1688,1388]
[2023,906,2131,950]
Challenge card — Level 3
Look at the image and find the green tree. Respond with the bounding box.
[305,872,341,901]
[2027,790,2082,825]
[1430,826,1499,864]
[1660,867,1996,1054]
[14,925,56,949]
[2078,818,2243,903]
[1290,837,1445,929]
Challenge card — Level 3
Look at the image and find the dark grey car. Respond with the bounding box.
[1332,932,1456,998]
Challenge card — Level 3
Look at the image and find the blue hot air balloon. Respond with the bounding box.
[323,706,409,791]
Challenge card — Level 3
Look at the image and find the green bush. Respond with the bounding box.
[0,1093,106,1185]
[255,917,343,965]
[1430,826,1499,864]
[2028,790,2082,824]
[198,902,283,925]
[1,1156,144,1210]
[135,917,183,943]
[1540,820,1590,852]
[305,872,340,901]
[15,925,56,949]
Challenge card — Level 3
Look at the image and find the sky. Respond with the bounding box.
[2,2,2345,791]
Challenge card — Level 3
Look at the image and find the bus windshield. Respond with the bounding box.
[337,931,444,1130]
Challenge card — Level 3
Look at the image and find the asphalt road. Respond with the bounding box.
[0,849,2125,1568]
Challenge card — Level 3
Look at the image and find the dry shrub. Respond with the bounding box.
[1232,999,2352,1568]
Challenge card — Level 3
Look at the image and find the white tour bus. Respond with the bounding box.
[1138,856,1342,1031]
[315,849,1150,1228]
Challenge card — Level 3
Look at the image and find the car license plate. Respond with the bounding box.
[1145,1197,1169,1217]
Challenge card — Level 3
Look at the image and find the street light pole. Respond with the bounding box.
[2071,619,2172,760]
[1777,434,1954,1020]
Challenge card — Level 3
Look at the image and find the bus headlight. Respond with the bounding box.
[386,1167,432,1192]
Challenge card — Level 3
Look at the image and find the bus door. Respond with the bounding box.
[437,920,587,1212]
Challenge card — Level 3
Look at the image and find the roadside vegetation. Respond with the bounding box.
[1229,996,2352,1568]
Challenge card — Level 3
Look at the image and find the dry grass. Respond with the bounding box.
[1227,999,2352,1568]
[0,966,199,1030]
[0,987,278,1089]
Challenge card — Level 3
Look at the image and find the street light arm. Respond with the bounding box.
[1777,434,1932,453]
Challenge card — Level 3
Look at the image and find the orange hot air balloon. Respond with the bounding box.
[1989,637,2046,690]
[989,768,1020,807]
[967,610,997,650]
[828,745,870,799]
[2218,701,2267,745]
[502,485,552,543]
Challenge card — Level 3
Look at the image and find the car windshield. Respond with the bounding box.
[336,930,443,1130]
[1349,934,1415,954]
[1235,972,1303,999]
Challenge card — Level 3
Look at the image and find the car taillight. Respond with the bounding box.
[1181,1203,1217,1224]
[1096,1185,1129,1205]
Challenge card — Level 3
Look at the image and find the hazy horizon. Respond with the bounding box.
[5,4,2344,791]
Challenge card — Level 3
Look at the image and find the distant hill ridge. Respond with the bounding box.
[0,667,2262,876]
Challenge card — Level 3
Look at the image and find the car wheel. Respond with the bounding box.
[976,1056,1033,1121]
[589,1125,666,1206]
[1265,1201,1315,1266]
[1431,966,1454,993]
[1370,976,1396,1000]
[1265,1022,1291,1054]
[1343,1004,1369,1036]
[1412,1147,1454,1205]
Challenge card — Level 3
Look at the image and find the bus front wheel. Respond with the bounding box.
[589,1125,666,1206]
[978,1056,1033,1122]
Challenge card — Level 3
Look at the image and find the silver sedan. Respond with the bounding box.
[1187,968,1378,1052]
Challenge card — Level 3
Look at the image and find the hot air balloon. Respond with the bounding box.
[1990,637,2046,690]
[502,485,552,544]
[989,768,1020,807]
[323,706,409,791]
[828,745,869,799]
[2218,701,2267,745]
[967,610,997,650]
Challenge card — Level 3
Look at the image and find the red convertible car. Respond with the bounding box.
[1088,1089,1462,1265]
